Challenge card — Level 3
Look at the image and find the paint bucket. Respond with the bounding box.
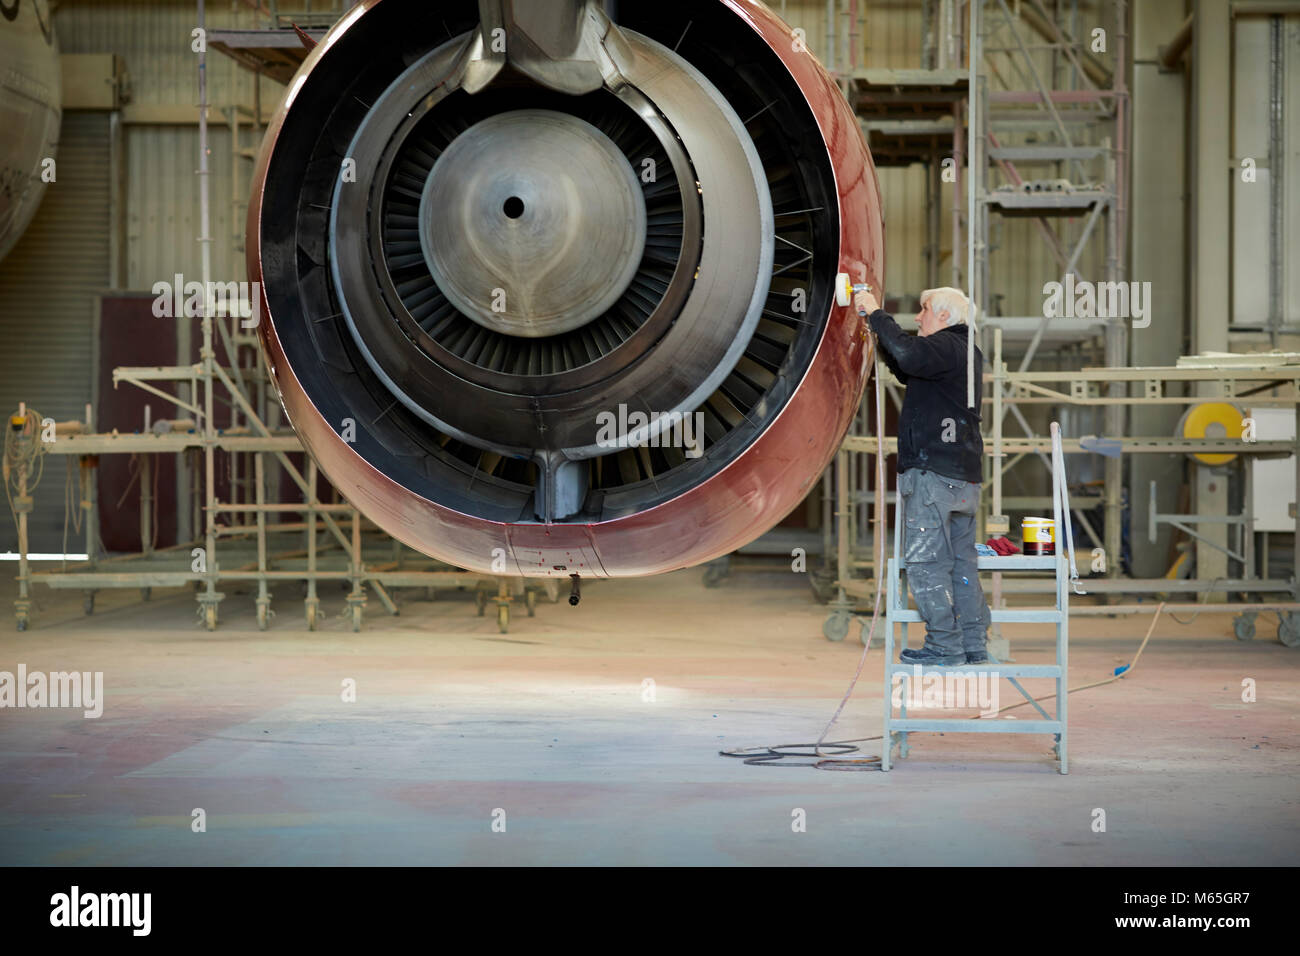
[1022,517,1056,556]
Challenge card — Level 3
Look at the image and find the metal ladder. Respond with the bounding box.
[882,423,1075,773]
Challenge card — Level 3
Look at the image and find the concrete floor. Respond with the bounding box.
[1,567,1297,866]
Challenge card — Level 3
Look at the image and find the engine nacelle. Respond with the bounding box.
[249,0,882,577]
[0,0,60,263]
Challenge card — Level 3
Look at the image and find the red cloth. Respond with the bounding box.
[987,536,1020,555]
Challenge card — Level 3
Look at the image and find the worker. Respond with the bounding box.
[854,286,991,667]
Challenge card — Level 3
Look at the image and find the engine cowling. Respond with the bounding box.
[248,0,883,577]
[0,0,60,264]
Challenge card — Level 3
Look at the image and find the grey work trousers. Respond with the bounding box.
[900,468,991,657]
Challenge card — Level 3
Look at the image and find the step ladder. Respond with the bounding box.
[882,422,1077,773]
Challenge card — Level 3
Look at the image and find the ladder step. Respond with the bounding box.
[976,555,1058,570]
[895,555,1059,570]
[993,608,1064,623]
[889,718,1062,734]
[890,608,1062,623]
[984,189,1112,211]
[987,145,1106,161]
[888,663,1063,678]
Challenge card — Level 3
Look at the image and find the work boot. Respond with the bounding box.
[900,645,967,667]
[965,649,990,664]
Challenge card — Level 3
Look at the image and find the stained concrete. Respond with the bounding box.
[0,568,1296,865]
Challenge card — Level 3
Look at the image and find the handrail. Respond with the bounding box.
[1050,421,1086,594]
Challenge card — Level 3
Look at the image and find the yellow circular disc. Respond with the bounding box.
[1179,402,1243,466]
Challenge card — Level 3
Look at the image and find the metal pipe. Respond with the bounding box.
[215,522,330,535]
[873,346,884,588]
[821,465,833,572]
[1233,1,1300,12]
[197,0,219,624]
[212,502,356,512]
[140,452,152,555]
[350,492,364,622]
[849,0,859,71]
[255,451,268,623]
[1192,0,1232,601]
[991,327,1005,651]
[939,0,955,70]
[15,412,31,629]
[993,327,1004,521]
[952,98,963,288]
[923,0,936,69]
[306,458,319,625]
[836,448,849,592]
[1268,14,1283,346]
[927,146,941,287]
[826,0,836,74]
[1294,400,1299,606]
[1072,603,1300,616]
[82,404,95,571]
[1105,0,1129,580]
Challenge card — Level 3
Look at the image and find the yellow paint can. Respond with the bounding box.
[1022,517,1056,556]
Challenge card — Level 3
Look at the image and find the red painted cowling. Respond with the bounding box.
[248,0,882,577]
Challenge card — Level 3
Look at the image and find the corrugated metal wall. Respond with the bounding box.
[1232,13,1300,330]
[55,0,278,288]
[0,112,111,552]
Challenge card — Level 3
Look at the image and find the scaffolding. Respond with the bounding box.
[7,0,553,634]
[824,0,1300,649]
[830,338,1300,640]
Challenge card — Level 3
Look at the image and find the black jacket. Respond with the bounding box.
[868,309,984,483]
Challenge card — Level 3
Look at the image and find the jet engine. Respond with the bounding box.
[249,0,883,577]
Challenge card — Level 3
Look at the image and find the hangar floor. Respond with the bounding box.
[1,568,1296,866]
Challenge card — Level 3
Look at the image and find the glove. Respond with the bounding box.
[987,536,1020,556]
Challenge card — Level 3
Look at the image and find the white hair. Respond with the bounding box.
[921,287,972,327]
